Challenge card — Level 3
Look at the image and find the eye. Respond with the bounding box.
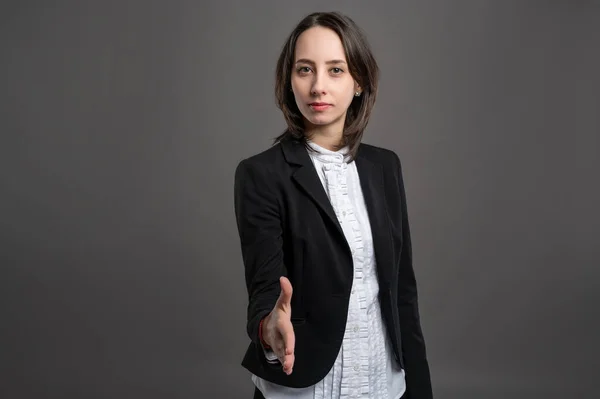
[331,67,344,74]
[297,66,312,74]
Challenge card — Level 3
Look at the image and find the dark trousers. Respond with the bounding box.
[253,386,407,398]
[253,387,265,399]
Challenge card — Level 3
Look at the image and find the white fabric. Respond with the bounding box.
[251,140,406,398]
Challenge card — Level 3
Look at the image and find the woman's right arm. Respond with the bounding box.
[234,158,295,374]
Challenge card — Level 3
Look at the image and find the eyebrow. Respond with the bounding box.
[294,59,347,65]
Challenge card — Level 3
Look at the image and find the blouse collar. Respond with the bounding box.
[306,140,350,164]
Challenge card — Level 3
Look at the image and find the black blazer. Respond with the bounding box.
[234,136,433,399]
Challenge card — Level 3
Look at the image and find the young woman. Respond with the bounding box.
[234,11,433,399]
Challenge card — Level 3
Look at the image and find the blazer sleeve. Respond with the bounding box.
[393,152,434,398]
[234,158,286,350]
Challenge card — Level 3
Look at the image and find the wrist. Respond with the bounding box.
[259,316,271,350]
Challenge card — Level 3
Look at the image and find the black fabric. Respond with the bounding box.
[235,137,432,398]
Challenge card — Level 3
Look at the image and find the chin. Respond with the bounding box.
[305,115,336,126]
[309,119,332,126]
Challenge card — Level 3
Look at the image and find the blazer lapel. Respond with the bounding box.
[356,149,394,288]
[281,138,345,240]
[281,138,394,287]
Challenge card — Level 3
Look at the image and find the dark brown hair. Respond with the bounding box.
[273,11,379,160]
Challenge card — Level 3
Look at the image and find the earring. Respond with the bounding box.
[355,91,361,97]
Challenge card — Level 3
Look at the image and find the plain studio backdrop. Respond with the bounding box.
[1,1,598,398]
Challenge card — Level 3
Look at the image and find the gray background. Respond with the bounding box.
[1,1,598,398]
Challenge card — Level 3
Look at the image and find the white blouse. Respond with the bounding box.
[252,140,406,399]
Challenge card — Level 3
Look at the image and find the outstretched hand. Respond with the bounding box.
[261,276,296,375]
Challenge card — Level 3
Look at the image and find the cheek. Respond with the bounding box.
[291,76,306,94]
[338,89,356,110]
[338,81,357,102]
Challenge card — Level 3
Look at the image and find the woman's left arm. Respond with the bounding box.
[393,151,434,399]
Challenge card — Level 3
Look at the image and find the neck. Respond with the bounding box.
[304,123,344,151]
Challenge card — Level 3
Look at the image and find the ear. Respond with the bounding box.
[354,83,362,94]
[354,85,362,97]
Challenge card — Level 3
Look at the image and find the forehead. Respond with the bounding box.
[294,26,347,61]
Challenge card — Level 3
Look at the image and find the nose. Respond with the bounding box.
[310,71,327,96]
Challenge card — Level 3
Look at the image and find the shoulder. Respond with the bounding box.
[234,141,288,189]
[358,141,401,168]
[236,141,284,171]
[239,142,283,166]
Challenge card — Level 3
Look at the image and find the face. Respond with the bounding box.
[291,26,360,134]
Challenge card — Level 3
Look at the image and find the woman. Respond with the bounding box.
[234,11,433,399]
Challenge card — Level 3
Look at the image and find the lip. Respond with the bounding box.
[308,102,332,111]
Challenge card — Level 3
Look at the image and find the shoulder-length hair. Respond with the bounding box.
[273,11,379,160]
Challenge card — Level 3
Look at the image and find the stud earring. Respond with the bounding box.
[355,91,361,97]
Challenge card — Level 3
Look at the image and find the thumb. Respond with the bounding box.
[276,276,293,311]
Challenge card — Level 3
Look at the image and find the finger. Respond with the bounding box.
[279,320,295,374]
[276,276,293,310]
[281,352,295,375]
[273,339,286,364]
[280,321,295,356]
